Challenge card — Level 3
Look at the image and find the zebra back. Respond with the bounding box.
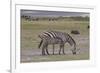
[39,32,63,44]
[38,31,77,54]
[43,31,76,45]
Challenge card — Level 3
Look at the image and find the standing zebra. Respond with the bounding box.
[38,31,77,55]
[38,34,64,55]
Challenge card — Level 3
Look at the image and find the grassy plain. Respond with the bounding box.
[21,18,89,63]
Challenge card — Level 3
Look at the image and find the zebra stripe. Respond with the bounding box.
[38,31,76,55]
[66,34,76,46]
[44,32,54,38]
[38,33,63,55]
[43,31,68,43]
[42,33,49,37]
[43,31,75,46]
[48,31,56,38]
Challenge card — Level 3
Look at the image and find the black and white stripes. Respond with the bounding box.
[38,31,76,55]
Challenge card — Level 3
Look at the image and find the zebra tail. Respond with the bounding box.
[38,40,43,49]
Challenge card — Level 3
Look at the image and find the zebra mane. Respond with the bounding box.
[65,33,76,46]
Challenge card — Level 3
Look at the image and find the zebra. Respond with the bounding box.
[38,31,77,55]
[38,33,64,55]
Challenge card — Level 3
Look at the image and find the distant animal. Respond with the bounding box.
[71,30,80,35]
[87,25,90,29]
[38,31,77,55]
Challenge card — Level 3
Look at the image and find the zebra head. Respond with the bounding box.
[71,48,80,55]
[66,33,77,55]
[71,48,76,55]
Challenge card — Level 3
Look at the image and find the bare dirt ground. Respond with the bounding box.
[21,35,89,63]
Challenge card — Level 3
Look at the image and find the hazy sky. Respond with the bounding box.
[21,10,89,17]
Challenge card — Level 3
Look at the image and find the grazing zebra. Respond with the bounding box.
[38,31,77,55]
[38,34,64,55]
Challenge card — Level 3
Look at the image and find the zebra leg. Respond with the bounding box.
[46,45,50,55]
[53,44,55,55]
[59,44,62,55]
[62,44,65,55]
[42,47,45,55]
[42,44,46,55]
[38,40,43,48]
